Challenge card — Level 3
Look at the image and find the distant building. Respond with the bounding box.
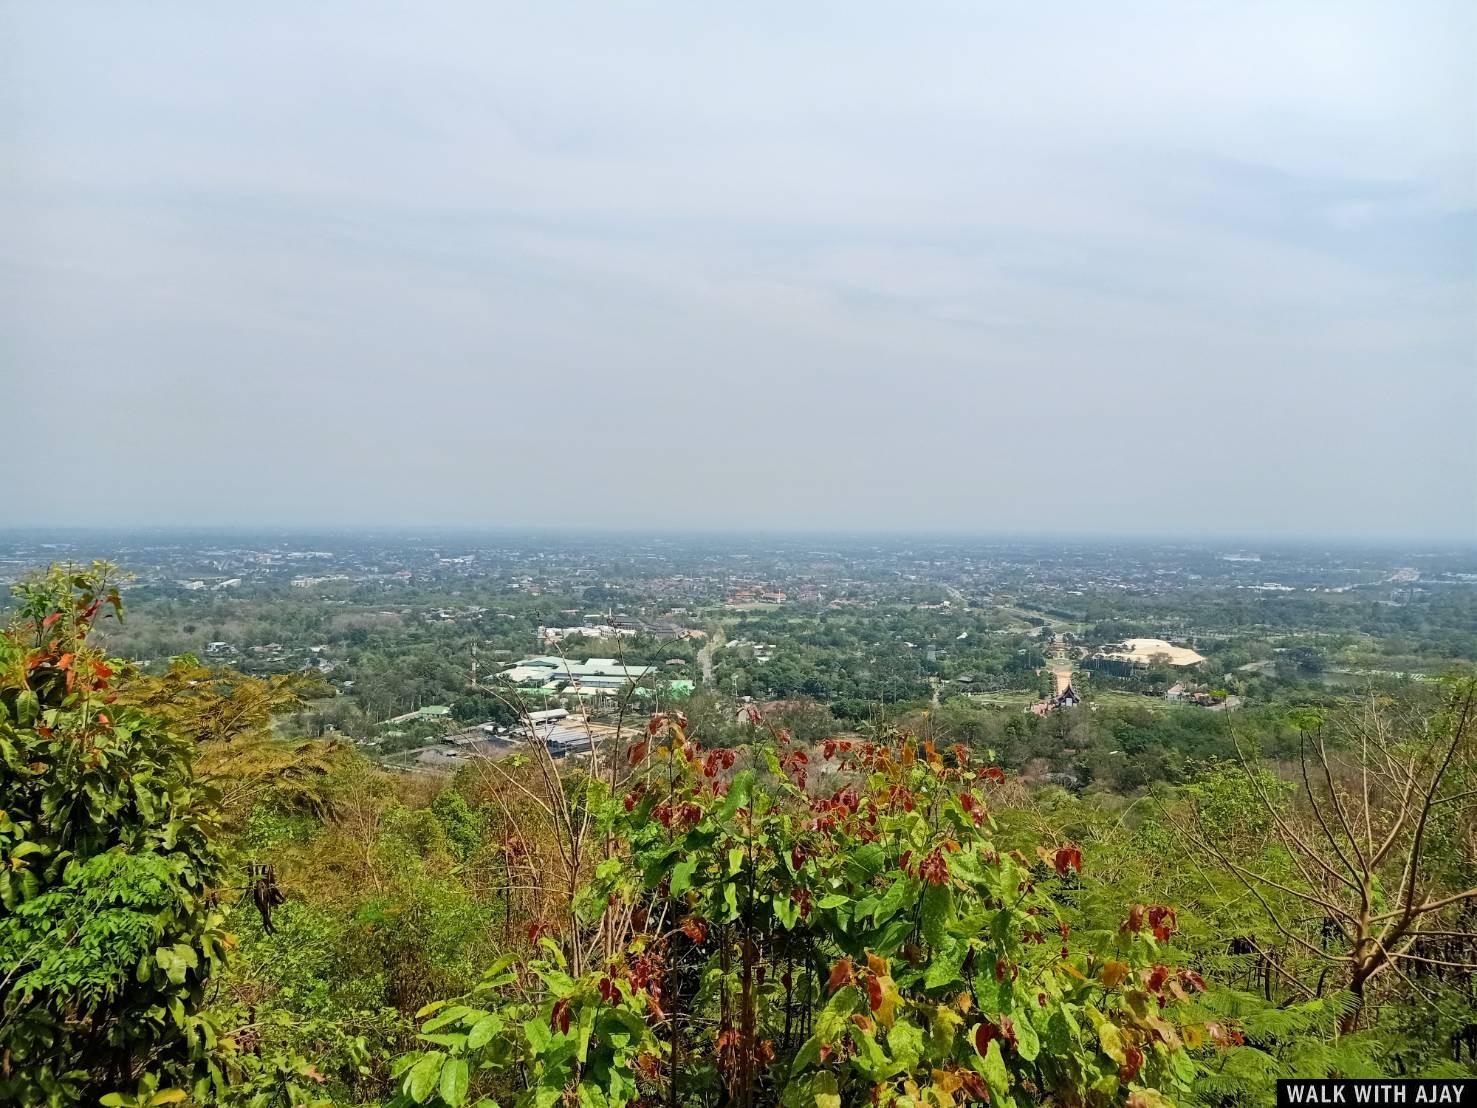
[383,705,452,725]
[1030,676,1081,716]
[495,657,689,700]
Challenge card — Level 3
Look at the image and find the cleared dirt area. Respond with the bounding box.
[1098,638,1206,666]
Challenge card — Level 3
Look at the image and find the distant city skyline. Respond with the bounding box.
[4,3,1473,540]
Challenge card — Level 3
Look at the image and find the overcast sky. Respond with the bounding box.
[3,2,1474,540]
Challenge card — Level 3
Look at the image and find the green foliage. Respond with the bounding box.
[0,565,229,1107]
[391,718,1206,1108]
[115,654,344,823]
[6,556,1471,1105]
[432,789,485,863]
[1181,989,1399,1105]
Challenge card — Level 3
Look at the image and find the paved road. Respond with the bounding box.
[697,640,714,685]
[1048,634,1075,696]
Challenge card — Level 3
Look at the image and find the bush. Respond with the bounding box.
[0,566,229,1106]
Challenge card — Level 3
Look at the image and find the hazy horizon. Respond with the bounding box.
[3,523,1474,553]
[4,3,1474,541]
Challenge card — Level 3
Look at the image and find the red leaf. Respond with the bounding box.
[827,957,854,995]
[1053,845,1083,877]
[1119,1044,1144,1083]
[1148,906,1177,942]
[919,847,950,885]
[628,739,649,765]
[1145,965,1171,995]
[958,1071,989,1102]
[41,612,62,629]
[551,998,572,1035]
[974,1022,1006,1055]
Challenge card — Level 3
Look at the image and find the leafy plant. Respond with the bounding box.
[0,566,230,1106]
[390,712,1214,1107]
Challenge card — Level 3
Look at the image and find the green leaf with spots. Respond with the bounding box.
[887,1019,925,1070]
[921,882,954,948]
[467,1014,502,1051]
[813,1071,841,1108]
[407,1052,445,1103]
[978,1040,1010,1104]
[439,1058,470,1107]
[1014,1012,1040,1062]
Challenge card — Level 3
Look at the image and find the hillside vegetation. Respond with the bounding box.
[3,565,1475,1107]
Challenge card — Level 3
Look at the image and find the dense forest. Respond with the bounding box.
[3,564,1475,1108]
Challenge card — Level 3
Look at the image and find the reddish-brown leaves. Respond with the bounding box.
[974,1022,996,1055]
[1123,904,1147,934]
[702,748,736,777]
[827,957,854,995]
[1053,844,1083,877]
[958,1070,990,1102]
[1145,964,1171,994]
[919,847,950,886]
[1119,1043,1144,1083]
[1148,906,1178,941]
[974,1019,1014,1054]
[550,998,572,1035]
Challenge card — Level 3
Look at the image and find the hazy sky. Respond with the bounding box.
[4,2,1474,540]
